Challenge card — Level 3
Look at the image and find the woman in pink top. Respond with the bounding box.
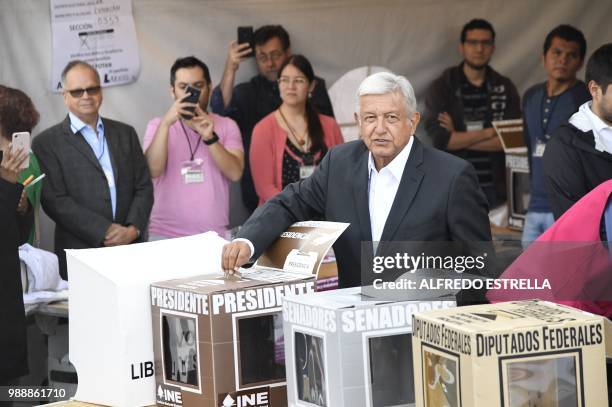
[250,55,343,205]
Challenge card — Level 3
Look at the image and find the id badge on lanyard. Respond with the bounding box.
[181,158,204,184]
[465,120,484,132]
[533,140,546,158]
[299,164,315,179]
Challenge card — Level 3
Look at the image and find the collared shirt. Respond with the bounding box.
[368,137,414,244]
[583,101,612,155]
[68,112,116,217]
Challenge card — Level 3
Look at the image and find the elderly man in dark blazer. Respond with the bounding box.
[33,61,153,278]
[222,72,492,288]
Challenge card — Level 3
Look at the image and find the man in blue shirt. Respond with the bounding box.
[33,61,153,278]
[521,25,590,246]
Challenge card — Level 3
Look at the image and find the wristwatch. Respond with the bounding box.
[204,131,219,145]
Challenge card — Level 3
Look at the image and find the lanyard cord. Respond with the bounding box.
[284,142,319,166]
[179,121,202,161]
[278,107,310,152]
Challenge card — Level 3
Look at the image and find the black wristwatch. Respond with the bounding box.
[204,132,219,145]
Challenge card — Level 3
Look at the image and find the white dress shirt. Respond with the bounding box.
[583,102,612,155]
[368,136,414,243]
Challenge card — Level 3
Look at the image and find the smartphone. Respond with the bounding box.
[11,132,30,169]
[181,85,201,119]
[237,26,254,58]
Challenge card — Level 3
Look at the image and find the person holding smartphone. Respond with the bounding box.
[210,25,335,214]
[143,56,244,240]
[0,85,43,245]
[0,88,36,386]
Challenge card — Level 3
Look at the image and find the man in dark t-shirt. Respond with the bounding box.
[521,25,590,246]
[424,18,521,209]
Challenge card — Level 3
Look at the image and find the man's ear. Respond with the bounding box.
[410,111,421,134]
[354,112,360,125]
[587,80,600,100]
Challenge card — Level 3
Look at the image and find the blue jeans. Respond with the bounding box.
[521,211,555,248]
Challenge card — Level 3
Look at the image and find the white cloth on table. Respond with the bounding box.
[19,244,68,305]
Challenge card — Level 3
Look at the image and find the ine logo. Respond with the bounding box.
[158,385,183,405]
[221,394,235,407]
[218,389,270,407]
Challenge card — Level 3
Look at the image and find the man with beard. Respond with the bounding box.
[143,56,244,240]
[424,19,521,209]
[543,43,612,220]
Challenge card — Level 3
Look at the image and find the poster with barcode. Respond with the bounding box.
[49,0,140,92]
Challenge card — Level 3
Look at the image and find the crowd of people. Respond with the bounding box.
[2,19,612,387]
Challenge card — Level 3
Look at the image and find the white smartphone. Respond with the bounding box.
[11,132,30,169]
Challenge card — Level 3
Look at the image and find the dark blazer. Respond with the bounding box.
[237,138,493,288]
[0,178,32,382]
[32,115,153,278]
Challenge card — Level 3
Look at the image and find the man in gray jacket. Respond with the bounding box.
[33,60,153,278]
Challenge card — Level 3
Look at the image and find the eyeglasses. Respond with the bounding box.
[256,50,284,64]
[278,76,308,86]
[65,86,101,98]
[464,39,494,47]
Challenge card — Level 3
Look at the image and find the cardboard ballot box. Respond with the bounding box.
[493,119,530,231]
[66,232,228,407]
[412,300,608,407]
[151,221,348,407]
[282,286,456,407]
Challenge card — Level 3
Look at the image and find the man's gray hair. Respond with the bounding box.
[356,72,417,114]
[61,60,100,88]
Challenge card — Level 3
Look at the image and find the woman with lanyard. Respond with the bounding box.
[250,55,343,205]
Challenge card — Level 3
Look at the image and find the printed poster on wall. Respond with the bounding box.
[50,0,140,92]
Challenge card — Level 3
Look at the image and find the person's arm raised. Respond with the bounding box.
[219,41,252,109]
